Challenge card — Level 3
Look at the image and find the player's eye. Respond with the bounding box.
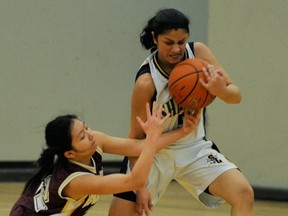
[165,41,174,46]
[80,133,86,140]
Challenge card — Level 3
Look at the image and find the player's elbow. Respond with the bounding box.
[231,92,242,104]
[221,85,242,104]
[235,96,242,104]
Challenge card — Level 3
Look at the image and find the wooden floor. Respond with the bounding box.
[2,181,288,216]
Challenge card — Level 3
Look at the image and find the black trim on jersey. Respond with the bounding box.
[202,108,207,134]
[153,54,169,79]
[188,42,194,55]
[135,63,150,81]
[135,63,156,103]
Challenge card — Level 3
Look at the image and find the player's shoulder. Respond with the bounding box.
[136,62,150,80]
[133,69,155,98]
[193,42,210,55]
[135,72,153,89]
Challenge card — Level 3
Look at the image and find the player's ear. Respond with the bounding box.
[64,150,76,159]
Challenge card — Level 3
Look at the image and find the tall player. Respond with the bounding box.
[109,8,254,216]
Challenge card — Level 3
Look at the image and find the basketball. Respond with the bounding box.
[168,58,216,111]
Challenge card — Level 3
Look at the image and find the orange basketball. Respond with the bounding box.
[168,58,216,111]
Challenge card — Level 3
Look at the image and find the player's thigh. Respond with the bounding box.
[109,197,138,216]
[208,168,254,204]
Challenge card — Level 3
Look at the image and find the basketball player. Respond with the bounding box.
[109,8,254,216]
[10,102,201,215]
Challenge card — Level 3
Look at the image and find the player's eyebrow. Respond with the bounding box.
[77,121,86,139]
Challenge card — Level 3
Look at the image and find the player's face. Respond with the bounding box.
[154,28,189,67]
[70,119,96,157]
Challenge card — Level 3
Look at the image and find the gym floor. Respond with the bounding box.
[2,181,288,216]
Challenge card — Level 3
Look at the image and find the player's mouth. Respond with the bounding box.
[169,54,182,62]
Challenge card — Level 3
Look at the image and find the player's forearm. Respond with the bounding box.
[128,127,188,162]
[218,84,242,104]
[129,137,156,187]
[156,128,188,151]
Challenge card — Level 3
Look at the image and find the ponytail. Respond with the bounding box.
[22,114,77,194]
[22,148,56,193]
[140,17,156,51]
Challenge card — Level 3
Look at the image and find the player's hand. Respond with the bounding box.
[136,188,153,216]
[182,108,202,134]
[200,65,228,98]
[136,102,170,141]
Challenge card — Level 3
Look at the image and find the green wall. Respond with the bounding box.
[1,0,287,190]
[0,1,208,161]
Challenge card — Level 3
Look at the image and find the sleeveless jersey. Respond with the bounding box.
[138,43,205,147]
[10,147,103,216]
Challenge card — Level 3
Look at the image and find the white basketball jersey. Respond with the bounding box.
[140,43,205,148]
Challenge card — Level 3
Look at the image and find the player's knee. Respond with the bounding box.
[237,183,254,206]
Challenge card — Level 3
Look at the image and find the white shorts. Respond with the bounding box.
[128,139,237,208]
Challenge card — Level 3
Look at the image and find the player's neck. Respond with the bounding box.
[157,58,173,74]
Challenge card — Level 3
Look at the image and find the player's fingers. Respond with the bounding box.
[208,64,215,71]
[148,202,153,211]
[202,66,208,75]
[143,205,152,216]
[208,64,216,78]
[136,206,150,216]
[135,116,144,128]
[192,108,202,118]
[199,78,208,89]
[202,67,211,82]
[162,112,170,122]
[146,102,153,118]
[136,204,143,215]
[156,103,163,118]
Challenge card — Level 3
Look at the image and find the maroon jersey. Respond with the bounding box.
[10,147,103,216]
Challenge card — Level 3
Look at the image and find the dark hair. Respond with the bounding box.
[140,8,190,52]
[23,114,78,193]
